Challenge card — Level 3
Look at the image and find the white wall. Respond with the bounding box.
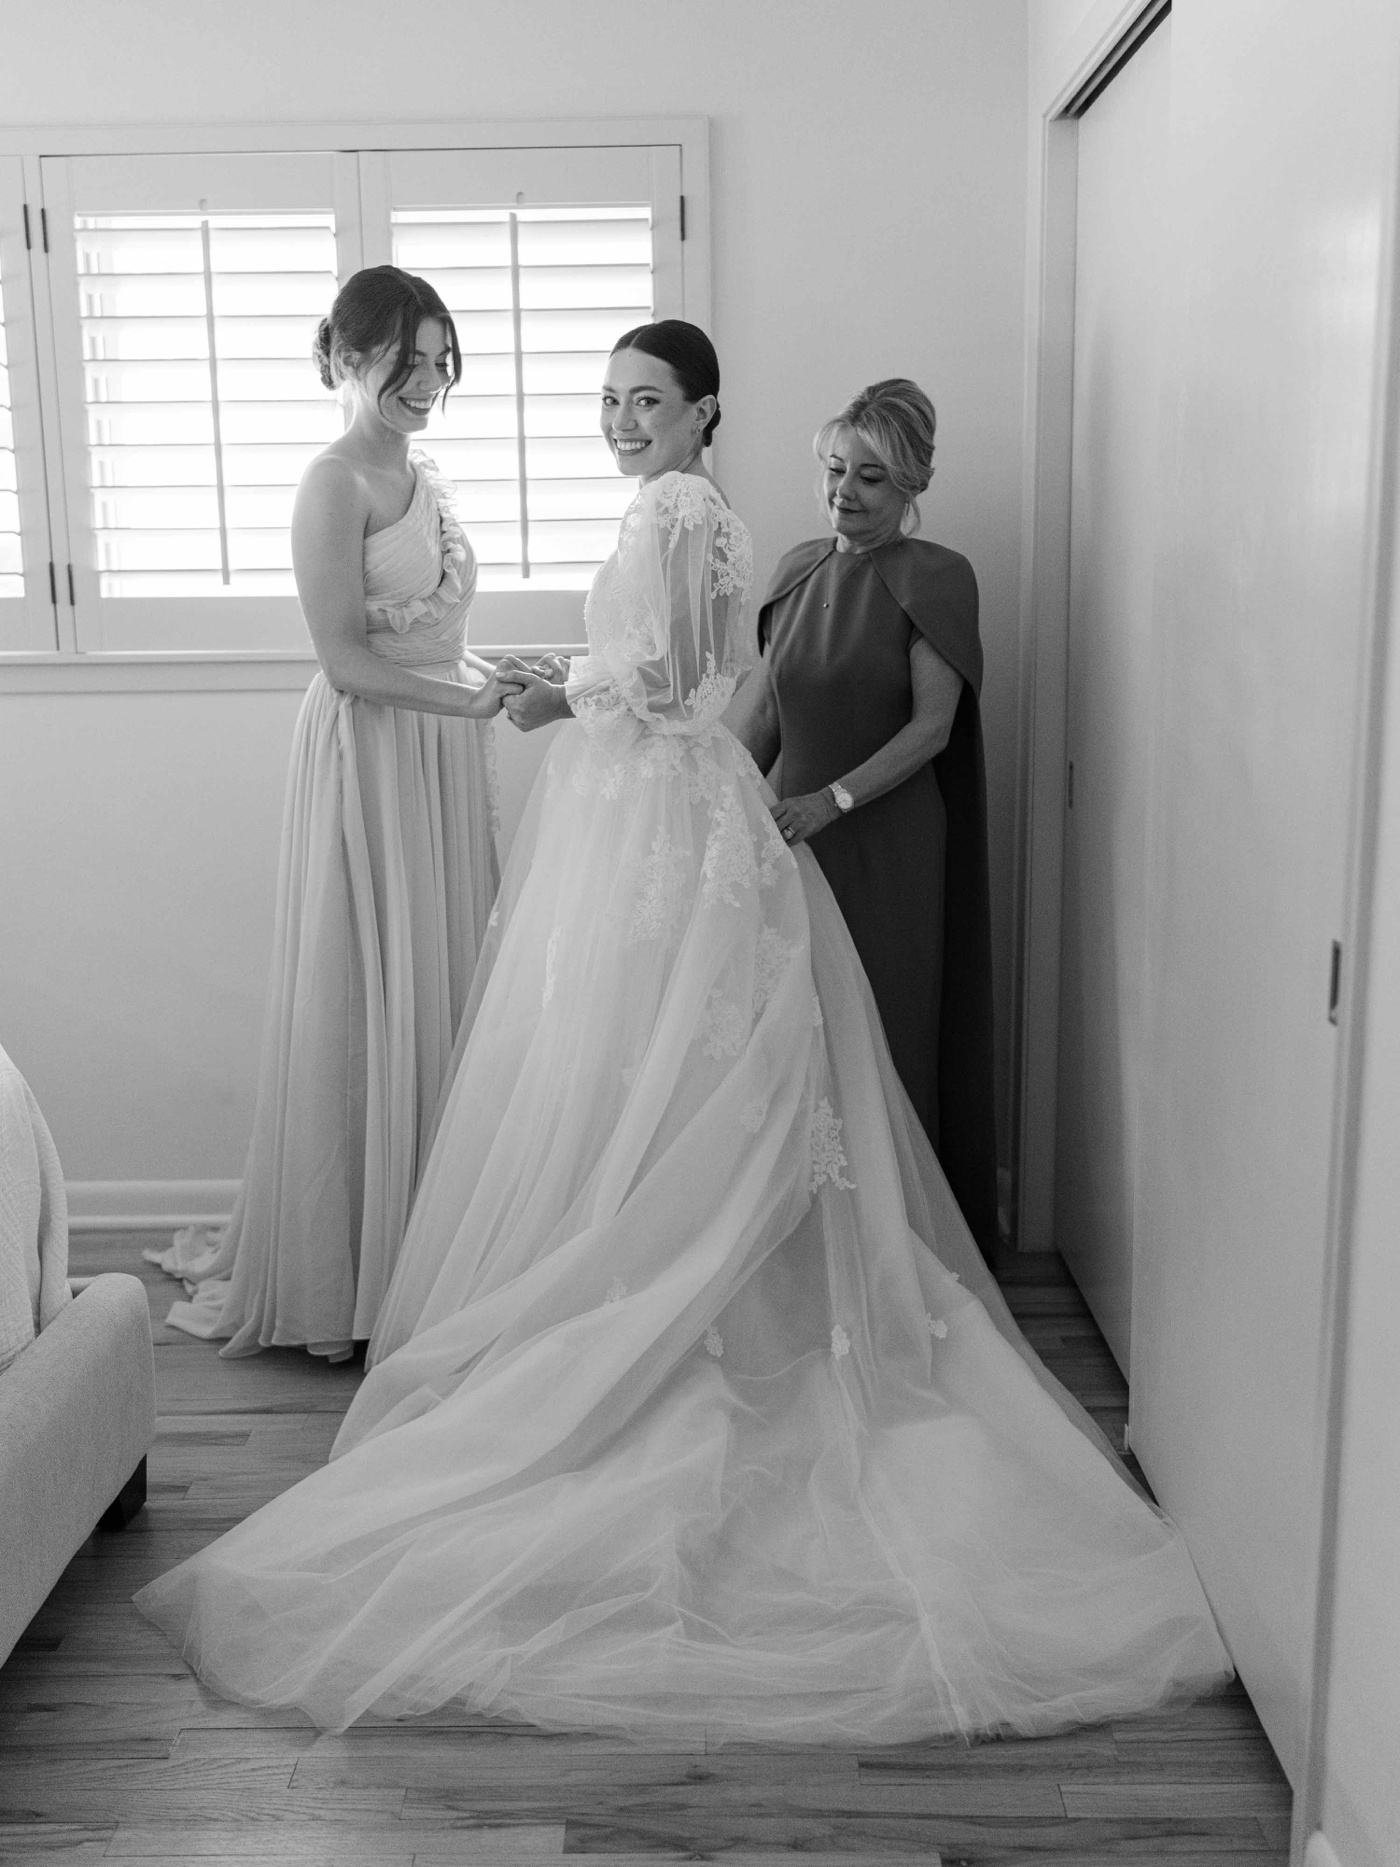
[0,0,1029,1191]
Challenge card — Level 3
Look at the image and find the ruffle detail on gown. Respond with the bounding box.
[136,716,1232,1739]
[363,453,479,664]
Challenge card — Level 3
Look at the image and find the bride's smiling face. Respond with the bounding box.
[600,349,711,480]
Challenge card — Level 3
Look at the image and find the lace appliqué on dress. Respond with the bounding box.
[699,989,748,1060]
[627,827,689,946]
[702,782,761,908]
[809,1098,856,1195]
[684,652,738,732]
[757,808,792,889]
[647,475,752,610]
[753,928,801,1017]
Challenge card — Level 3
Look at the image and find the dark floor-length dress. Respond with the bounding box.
[759,535,998,1253]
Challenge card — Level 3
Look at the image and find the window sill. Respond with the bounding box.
[0,646,588,695]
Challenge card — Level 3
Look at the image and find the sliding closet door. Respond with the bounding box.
[1054,16,1171,1377]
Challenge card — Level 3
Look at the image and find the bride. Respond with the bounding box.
[136,320,1232,1743]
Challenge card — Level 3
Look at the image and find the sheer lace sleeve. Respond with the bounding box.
[567,473,754,738]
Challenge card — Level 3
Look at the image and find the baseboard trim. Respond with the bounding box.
[65,1180,239,1233]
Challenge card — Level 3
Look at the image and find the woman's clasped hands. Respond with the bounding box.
[488,654,574,731]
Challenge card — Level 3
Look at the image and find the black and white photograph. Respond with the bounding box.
[0,3,1396,1864]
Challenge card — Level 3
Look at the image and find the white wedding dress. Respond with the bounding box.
[136,471,1231,1743]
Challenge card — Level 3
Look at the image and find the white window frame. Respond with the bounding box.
[0,118,710,691]
[0,156,58,651]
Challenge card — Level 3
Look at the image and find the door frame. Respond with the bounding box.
[1013,0,1171,1248]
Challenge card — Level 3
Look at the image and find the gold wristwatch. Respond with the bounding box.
[829,782,855,813]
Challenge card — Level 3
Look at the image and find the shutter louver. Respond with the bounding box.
[0,259,20,598]
[393,206,652,590]
[75,212,339,598]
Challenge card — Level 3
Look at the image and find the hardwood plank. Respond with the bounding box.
[856,1729,1119,1774]
[405,1775,1064,1823]
[1061,1780,1293,1820]
[0,1756,297,1804]
[300,1743,862,1796]
[102,1822,558,1859]
[0,1828,115,1865]
[93,1857,413,1867]
[1061,1736,1287,1783]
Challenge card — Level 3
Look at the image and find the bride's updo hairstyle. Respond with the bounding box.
[815,378,936,535]
[313,266,462,409]
[611,319,721,446]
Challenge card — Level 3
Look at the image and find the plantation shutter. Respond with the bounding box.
[41,152,360,652]
[366,145,683,647]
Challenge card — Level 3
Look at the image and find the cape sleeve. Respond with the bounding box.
[756,539,834,653]
[869,541,982,696]
[567,474,754,737]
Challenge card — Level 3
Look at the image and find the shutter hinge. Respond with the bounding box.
[48,561,56,606]
[40,206,49,253]
[679,194,686,241]
[22,203,31,250]
[1328,940,1342,1024]
[66,564,75,607]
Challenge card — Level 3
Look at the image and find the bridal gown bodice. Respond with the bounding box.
[138,470,1231,1739]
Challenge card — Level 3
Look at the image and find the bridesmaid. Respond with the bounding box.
[150,266,516,1357]
[729,378,998,1255]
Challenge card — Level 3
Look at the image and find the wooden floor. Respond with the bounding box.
[0,1237,1292,1866]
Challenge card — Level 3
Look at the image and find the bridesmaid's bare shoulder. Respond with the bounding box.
[293,446,372,542]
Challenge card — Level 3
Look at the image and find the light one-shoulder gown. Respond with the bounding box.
[138,473,1230,1743]
[149,454,499,1358]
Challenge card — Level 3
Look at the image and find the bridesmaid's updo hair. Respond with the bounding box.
[815,378,937,535]
[312,266,462,408]
[611,319,721,446]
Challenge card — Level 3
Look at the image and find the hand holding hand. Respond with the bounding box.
[468,668,526,718]
[496,652,569,685]
[770,789,842,848]
[502,666,572,732]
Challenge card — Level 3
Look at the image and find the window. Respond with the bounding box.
[391,206,651,591]
[371,141,682,645]
[42,151,355,651]
[1,127,703,660]
[76,211,340,601]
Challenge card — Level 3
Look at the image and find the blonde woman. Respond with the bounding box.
[731,378,998,1255]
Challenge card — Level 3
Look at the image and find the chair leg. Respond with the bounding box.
[96,1455,147,1532]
